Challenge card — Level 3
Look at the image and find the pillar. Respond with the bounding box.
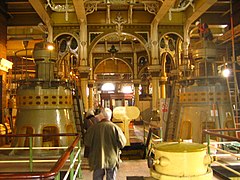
[78,20,89,112]
[80,21,87,66]
[133,51,140,107]
[88,80,95,109]
[78,67,90,112]
[149,20,161,111]
[179,23,191,77]
[133,80,140,108]
[151,75,160,111]
[150,20,159,65]
[148,65,161,111]
[159,76,167,98]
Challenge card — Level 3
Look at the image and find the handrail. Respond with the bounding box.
[0,133,81,179]
[143,119,162,144]
[203,128,240,178]
[203,128,240,142]
[0,132,79,138]
[51,135,80,174]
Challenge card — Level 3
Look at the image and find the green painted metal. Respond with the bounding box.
[70,151,74,179]
[206,134,210,155]
[1,134,83,180]
[29,136,33,172]
[55,173,60,180]
[77,140,82,179]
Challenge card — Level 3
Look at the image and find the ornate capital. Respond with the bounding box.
[148,64,162,77]
[133,79,141,85]
[78,65,91,78]
[88,80,95,87]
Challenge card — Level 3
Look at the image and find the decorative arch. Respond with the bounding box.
[89,31,148,49]
[161,52,176,98]
[159,32,183,40]
[159,32,183,73]
[88,31,150,65]
[161,52,175,74]
[94,57,133,75]
[53,33,80,79]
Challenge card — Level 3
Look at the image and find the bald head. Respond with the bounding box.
[96,108,112,121]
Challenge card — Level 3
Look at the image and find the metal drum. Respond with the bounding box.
[149,142,213,179]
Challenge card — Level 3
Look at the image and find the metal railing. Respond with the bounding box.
[143,120,163,158]
[143,119,162,144]
[203,128,240,177]
[0,133,82,179]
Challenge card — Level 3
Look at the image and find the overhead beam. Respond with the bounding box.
[28,0,53,42]
[28,0,52,26]
[72,0,87,23]
[151,0,176,25]
[185,0,217,26]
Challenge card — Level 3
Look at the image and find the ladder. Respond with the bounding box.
[164,82,180,141]
[72,82,85,140]
[226,63,240,130]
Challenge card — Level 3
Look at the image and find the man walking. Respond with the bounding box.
[84,108,126,180]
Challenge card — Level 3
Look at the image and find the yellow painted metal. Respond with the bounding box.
[113,106,140,145]
[151,142,213,179]
[154,142,206,152]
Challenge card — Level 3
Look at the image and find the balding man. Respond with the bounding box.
[84,108,126,180]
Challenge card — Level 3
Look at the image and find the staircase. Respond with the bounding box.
[164,82,180,141]
[225,64,240,132]
[72,82,85,139]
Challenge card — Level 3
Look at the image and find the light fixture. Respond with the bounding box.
[47,43,54,50]
[222,68,230,77]
[108,45,118,56]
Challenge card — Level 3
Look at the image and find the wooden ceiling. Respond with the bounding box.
[2,0,240,57]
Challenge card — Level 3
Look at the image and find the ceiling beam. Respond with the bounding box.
[151,0,176,25]
[28,0,52,26]
[185,0,217,26]
[28,0,53,42]
[72,0,87,23]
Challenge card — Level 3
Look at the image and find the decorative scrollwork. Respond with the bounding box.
[142,2,160,15]
[112,13,127,35]
[46,0,75,12]
[85,1,100,15]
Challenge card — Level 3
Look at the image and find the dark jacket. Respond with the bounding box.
[84,119,126,170]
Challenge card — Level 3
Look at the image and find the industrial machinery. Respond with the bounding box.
[148,142,213,179]
[165,39,236,143]
[11,41,77,153]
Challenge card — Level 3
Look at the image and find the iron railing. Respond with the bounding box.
[203,128,240,177]
[0,133,82,180]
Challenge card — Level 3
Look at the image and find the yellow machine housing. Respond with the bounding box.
[149,142,213,179]
[12,41,77,153]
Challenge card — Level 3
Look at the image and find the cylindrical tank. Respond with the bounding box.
[11,41,77,155]
[149,142,213,179]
